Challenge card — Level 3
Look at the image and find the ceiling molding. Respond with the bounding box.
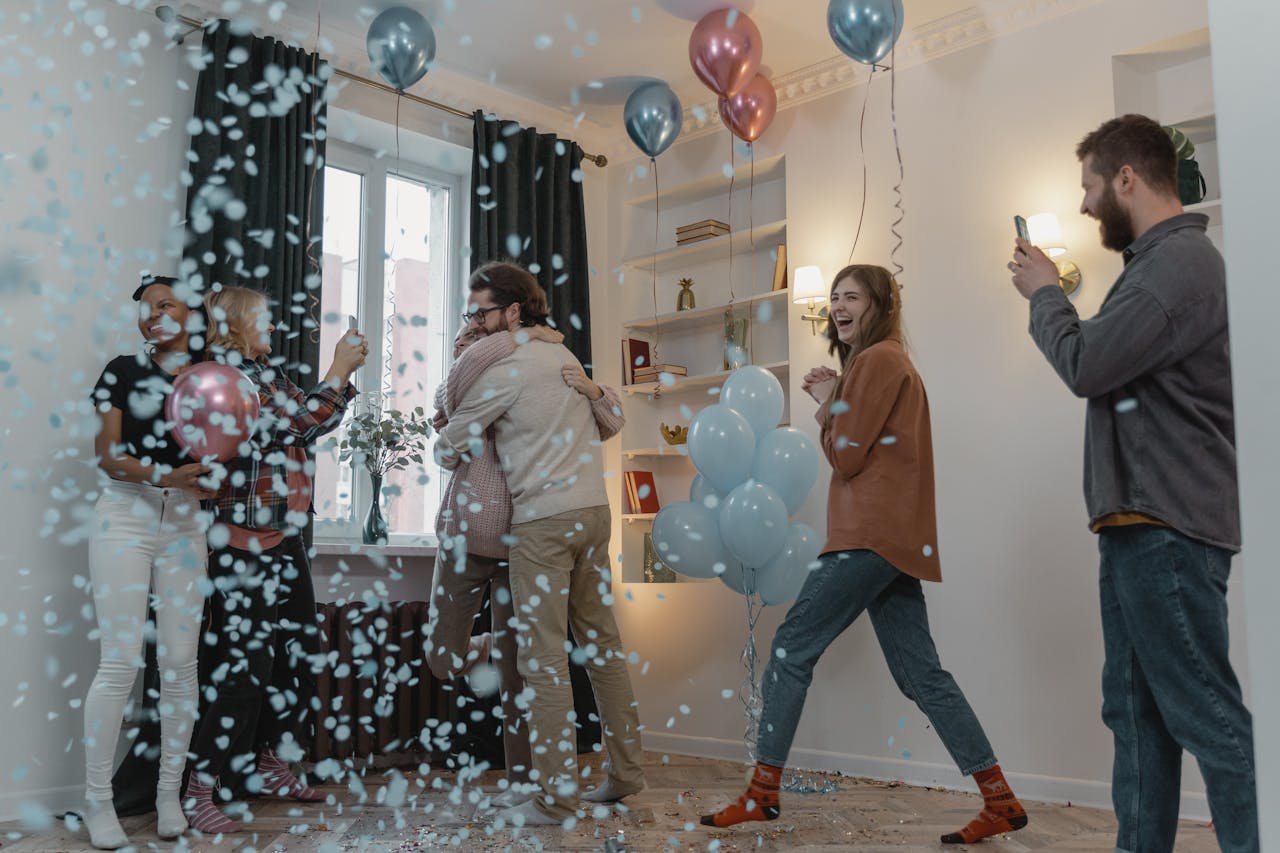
[670,0,1105,146]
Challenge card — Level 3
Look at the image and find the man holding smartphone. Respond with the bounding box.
[1008,114,1257,852]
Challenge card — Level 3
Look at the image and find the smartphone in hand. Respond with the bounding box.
[1014,215,1030,242]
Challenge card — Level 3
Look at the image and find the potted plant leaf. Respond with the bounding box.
[1164,125,1207,205]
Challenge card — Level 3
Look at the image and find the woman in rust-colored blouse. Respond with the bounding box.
[702,265,1028,845]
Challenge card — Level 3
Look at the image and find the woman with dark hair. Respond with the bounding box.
[701,265,1029,845]
[83,275,213,848]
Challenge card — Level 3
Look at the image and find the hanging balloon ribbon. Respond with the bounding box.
[366,6,437,91]
[827,0,905,66]
[623,82,684,158]
[689,8,763,99]
[717,74,777,144]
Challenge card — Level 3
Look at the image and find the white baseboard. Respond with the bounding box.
[0,783,86,824]
[641,732,1212,823]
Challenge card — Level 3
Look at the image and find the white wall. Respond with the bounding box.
[1207,0,1280,839]
[607,0,1242,818]
[0,4,197,820]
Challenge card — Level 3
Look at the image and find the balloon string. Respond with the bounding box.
[381,91,403,404]
[739,574,763,763]
[650,156,661,367]
[846,69,876,265]
[747,142,756,357]
[888,35,906,284]
[726,135,736,307]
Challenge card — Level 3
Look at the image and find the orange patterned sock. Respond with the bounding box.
[941,764,1028,844]
[700,762,783,828]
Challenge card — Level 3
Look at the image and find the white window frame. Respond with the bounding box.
[313,133,469,547]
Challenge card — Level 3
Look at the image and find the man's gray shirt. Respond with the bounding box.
[1028,212,1239,551]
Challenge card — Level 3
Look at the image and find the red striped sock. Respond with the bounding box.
[700,762,782,828]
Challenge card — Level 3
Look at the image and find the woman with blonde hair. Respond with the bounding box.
[701,265,1029,844]
[182,285,365,834]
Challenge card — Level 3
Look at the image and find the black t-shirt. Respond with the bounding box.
[91,353,191,472]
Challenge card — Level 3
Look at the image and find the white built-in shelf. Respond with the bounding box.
[623,447,691,460]
[622,360,790,396]
[623,289,789,332]
[621,219,786,274]
[1185,198,1222,227]
[621,513,658,524]
[627,154,786,209]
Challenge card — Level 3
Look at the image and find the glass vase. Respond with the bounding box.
[362,471,388,545]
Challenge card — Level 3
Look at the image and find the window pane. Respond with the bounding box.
[314,165,363,524]
[382,172,451,538]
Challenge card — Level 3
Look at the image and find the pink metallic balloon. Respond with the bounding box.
[718,74,777,143]
[688,8,763,99]
[166,362,261,462]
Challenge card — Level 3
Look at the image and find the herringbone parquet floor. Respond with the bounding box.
[0,752,1219,852]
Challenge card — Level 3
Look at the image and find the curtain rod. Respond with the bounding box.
[171,13,608,167]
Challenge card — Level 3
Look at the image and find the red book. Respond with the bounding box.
[621,338,651,385]
[623,471,660,514]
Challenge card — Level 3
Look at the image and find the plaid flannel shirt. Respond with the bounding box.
[211,358,356,536]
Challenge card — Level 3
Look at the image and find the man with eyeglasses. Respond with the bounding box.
[434,261,646,828]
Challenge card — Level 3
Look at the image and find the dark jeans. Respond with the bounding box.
[189,535,320,785]
[758,549,997,776]
[1098,525,1258,853]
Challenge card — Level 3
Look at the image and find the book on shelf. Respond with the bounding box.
[622,471,661,515]
[621,338,650,384]
[772,243,788,291]
[676,227,730,246]
[676,218,729,235]
[632,363,688,380]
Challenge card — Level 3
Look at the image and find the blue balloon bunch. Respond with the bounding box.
[652,366,823,605]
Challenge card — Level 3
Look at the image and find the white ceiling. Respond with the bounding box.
[161,0,975,136]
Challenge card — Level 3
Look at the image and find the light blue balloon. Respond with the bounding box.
[752,427,820,515]
[689,473,723,510]
[718,480,789,566]
[624,82,684,159]
[718,561,757,597]
[367,6,436,91]
[688,404,755,494]
[827,0,905,66]
[652,501,726,580]
[757,523,823,606]
[721,365,784,439]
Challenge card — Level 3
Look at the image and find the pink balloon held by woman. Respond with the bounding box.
[688,8,763,99]
[166,362,261,462]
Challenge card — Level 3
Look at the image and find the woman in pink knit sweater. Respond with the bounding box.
[427,324,625,802]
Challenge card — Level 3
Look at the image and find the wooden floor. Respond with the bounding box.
[1,752,1218,852]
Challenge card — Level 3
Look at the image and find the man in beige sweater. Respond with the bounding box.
[433,261,645,827]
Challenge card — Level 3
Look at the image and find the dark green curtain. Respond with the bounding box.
[183,20,328,386]
[111,23,328,817]
[470,111,593,370]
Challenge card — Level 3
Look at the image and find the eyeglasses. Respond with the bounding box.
[461,304,509,324]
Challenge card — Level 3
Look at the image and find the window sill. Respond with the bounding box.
[313,540,437,559]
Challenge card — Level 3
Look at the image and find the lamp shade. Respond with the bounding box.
[792,265,826,303]
[1027,212,1067,257]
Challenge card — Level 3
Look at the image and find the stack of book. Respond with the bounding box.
[676,219,730,245]
[633,363,687,383]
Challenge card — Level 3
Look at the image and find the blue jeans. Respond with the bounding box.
[1098,525,1257,853]
[757,549,997,776]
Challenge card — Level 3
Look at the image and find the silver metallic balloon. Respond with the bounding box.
[623,82,684,159]
[827,0,905,66]
[367,6,436,91]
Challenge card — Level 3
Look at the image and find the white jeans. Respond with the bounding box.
[84,480,207,801]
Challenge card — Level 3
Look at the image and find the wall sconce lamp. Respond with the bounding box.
[1027,213,1082,295]
[793,265,828,335]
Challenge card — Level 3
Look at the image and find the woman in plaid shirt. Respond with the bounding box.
[183,285,366,834]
